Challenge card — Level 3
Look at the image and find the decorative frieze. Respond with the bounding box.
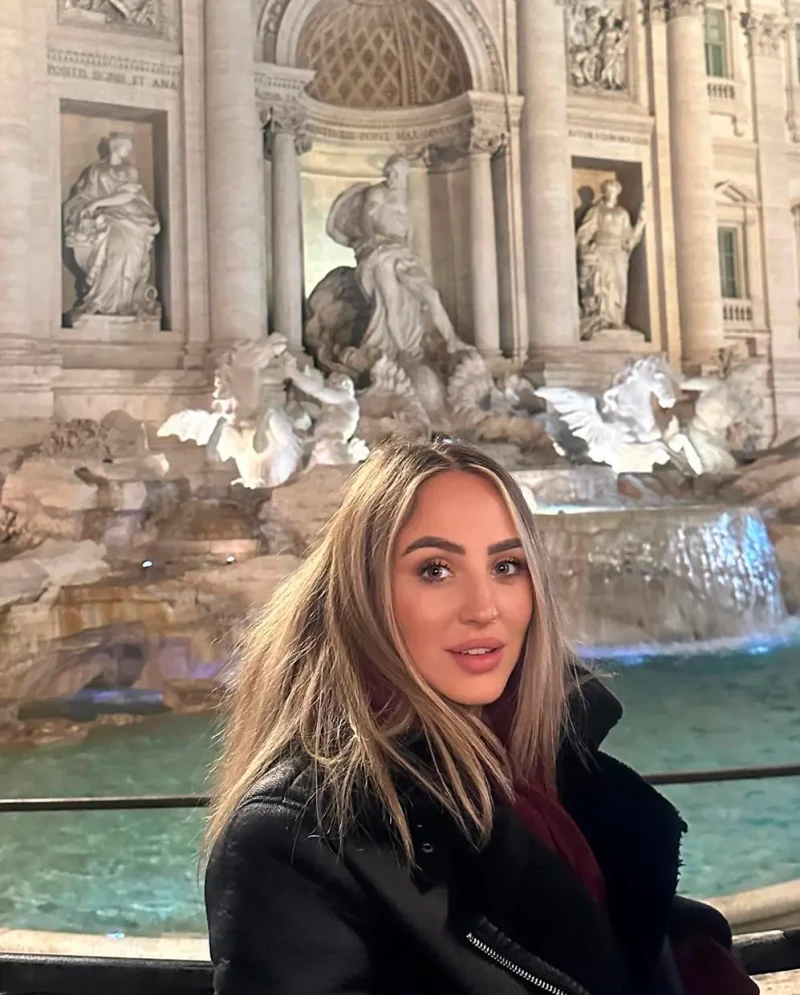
[741,10,789,57]
[47,45,181,90]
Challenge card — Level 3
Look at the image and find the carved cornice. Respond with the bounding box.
[740,11,789,57]
[299,91,472,155]
[254,63,315,109]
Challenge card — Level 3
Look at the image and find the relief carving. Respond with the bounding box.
[741,11,789,57]
[59,0,161,33]
[568,0,630,92]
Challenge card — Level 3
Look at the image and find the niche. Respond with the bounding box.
[571,156,649,339]
[60,101,170,329]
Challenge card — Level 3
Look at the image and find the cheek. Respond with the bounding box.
[502,581,535,632]
[392,578,455,645]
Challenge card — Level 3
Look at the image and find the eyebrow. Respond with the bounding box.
[401,535,523,556]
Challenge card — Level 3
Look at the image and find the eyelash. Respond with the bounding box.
[418,557,527,583]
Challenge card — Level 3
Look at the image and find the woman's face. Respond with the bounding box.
[391,471,533,707]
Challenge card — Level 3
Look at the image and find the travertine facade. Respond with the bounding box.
[2,0,800,441]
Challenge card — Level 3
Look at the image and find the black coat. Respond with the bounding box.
[205,680,734,995]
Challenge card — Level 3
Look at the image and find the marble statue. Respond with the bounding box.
[157,335,367,489]
[63,133,161,320]
[576,179,645,340]
[568,1,629,91]
[537,352,759,475]
[286,366,369,470]
[304,154,545,445]
[536,355,682,474]
[325,154,460,363]
[667,359,763,474]
[158,335,302,489]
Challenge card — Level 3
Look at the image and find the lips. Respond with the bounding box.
[446,638,505,674]
[446,637,504,653]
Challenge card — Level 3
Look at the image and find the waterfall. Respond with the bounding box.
[533,505,786,646]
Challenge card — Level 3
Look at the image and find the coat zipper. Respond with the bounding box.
[466,931,591,995]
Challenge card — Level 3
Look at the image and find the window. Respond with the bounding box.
[704,9,728,78]
[717,227,742,298]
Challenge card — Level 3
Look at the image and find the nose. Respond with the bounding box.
[458,576,498,626]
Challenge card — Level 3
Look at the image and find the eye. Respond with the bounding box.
[493,557,527,577]
[418,559,453,583]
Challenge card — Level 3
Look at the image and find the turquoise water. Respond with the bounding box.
[0,643,798,936]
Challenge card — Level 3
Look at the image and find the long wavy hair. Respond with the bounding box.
[204,439,576,861]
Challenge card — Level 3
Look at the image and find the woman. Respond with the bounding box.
[205,439,756,995]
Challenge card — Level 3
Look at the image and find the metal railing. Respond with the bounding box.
[0,931,798,993]
[2,760,800,814]
[0,953,213,995]
[1,762,799,993]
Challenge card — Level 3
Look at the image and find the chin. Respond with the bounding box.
[442,674,511,707]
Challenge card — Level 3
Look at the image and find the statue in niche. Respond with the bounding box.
[576,179,645,340]
[63,133,161,322]
[325,154,461,363]
[62,0,157,28]
[568,0,629,91]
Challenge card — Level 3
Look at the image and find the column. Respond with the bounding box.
[647,9,682,364]
[745,13,800,433]
[517,0,579,349]
[269,119,306,352]
[407,157,433,278]
[205,0,267,343]
[0,0,31,339]
[469,139,502,358]
[666,0,724,364]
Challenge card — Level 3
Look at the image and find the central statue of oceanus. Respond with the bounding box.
[303,154,518,440]
[324,155,461,364]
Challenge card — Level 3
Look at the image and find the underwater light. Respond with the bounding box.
[225,555,236,564]
[141,560,153,569]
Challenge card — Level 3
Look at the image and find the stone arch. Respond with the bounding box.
[263,0,505,94]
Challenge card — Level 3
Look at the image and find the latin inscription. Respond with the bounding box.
[47,48,180,91]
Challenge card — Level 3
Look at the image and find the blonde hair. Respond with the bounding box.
[205,439,576,861]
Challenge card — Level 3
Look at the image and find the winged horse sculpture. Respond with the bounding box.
[536,354,684,474]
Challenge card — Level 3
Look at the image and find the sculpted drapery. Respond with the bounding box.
[325,155,460,362]
[576,179,645,337]
[64,133,161,320]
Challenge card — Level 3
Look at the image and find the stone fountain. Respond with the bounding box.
[1,155,798,745]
